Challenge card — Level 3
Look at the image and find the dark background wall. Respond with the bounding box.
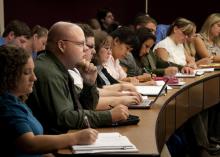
[148,0,220,31]
[4,0,145,28]
[4,0,220,31]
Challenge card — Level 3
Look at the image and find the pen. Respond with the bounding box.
[143,67,149,73]
[84,115,91,128]
[150,72,153,79]
[143,67,153,79]
[109,105,114,109]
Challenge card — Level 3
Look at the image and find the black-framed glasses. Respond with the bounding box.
[61,39,86,47]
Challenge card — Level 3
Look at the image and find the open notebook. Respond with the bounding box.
[128,79,168,109]
[72,132,138,154]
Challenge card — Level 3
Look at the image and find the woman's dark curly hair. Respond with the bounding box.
[0,45,30,94]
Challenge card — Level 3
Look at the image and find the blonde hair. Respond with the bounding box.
[200,13,220,46]
[168,17,196,37]
[184,39,196,57]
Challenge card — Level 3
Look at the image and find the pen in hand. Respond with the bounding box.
[84,115,91,128]
[143,67,149,73]
[143,67,153,79]
[109,105,114,109]
[150,72,153,79]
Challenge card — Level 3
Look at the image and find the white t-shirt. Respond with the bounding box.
[153,37,187,66]
[68,68,83,89]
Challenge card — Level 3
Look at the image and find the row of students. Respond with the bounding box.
[0,21,142,156]
[150,13,220,66]
[0,20,143,156]
[0,11,220,156]
[70,23,142,110]
[91,10,220,66]
[91,14,220,156]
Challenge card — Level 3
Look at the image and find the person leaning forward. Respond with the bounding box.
[27,21,129,134]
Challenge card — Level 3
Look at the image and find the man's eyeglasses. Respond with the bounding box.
[61,39,86,47]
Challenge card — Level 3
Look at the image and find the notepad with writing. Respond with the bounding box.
[72,132,138,154]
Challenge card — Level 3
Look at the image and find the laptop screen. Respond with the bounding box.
[151,78,169,104]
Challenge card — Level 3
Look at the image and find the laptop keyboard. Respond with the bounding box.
[139,99,152,106]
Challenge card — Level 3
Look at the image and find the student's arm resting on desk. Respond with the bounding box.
[148,53,179,76]
[149,55,167,76]
[102,82,137,92]
[96,94,142,110]
[16,129,98,154]
[109,105,129,122]
[98,88,123,97]
[142,51,178,76]
[155,54,192,75]
[150,67,178,76]
[121,76,140,84]
[98,87,139,97]
[196,57,213,66]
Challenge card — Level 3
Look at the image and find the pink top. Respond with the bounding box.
[103,55,127,80]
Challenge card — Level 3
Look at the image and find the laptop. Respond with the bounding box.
[128,79,169,109]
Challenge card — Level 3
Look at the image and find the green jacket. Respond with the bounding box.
[137,50,183,76]
[27,51,112,133]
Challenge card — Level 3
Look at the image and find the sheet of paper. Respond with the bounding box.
[175,72,196,78]
[194,68,214,73]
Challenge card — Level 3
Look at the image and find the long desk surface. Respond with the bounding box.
[58,71,220,156]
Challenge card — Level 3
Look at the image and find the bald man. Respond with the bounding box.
[27,22,129,133]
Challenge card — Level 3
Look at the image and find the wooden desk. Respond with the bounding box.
[58,72,220,156]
